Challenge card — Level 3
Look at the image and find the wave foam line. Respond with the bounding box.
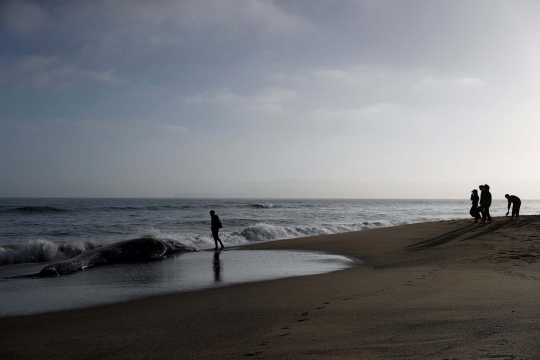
[0,220,409,266]
[137,220,405,250]
[0,239,103,266]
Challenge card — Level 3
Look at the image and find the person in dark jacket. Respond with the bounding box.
[505,194,521,220]
[480,184,492,224]
[469,189,481,223]
[477,185,484,215]
[210,210,224,250]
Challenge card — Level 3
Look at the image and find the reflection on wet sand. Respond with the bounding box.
[213,250,222,282]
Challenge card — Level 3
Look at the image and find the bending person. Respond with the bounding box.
[505,194,521,220]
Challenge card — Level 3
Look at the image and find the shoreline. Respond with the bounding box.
[0,249,355,318]
[2,216,540,359]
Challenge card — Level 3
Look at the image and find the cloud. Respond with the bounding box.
[160,124,188,133]
[416,76,486,89]
[0,0,50,35]
[96,0,310,34]
[312,103,405,119]
[0,56,123,90]
[10,122,41,133]
[190,87,297,113]
[111,0,308,53]
[183,64,487,124]
[14,0,312,57]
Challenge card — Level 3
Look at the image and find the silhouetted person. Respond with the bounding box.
[469,189,481,223]
[213,250,222,282]
[505,194,521,220]
[210,210,224,250]
[480,184,492,224]
[477,185,484,215]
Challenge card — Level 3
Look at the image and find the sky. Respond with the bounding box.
[1,0,540,199]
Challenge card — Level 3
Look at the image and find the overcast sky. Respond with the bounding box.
[1,0,539,198]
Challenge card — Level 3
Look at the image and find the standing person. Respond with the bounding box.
[505,194,521,220]
[480,184,492,224]
[469,189,481,223]
[210,210,224,250]
[477,185,484,216]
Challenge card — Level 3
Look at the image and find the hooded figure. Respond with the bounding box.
[469,189,481,223]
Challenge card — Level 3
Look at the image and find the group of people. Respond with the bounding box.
[470,184,521,223]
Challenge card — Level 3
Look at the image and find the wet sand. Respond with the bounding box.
[2,216,540,359]
[0,250,353,317]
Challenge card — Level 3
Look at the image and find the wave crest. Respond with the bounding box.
[247,203,274,209]
[0,220,403,266]
[0,239,102,266]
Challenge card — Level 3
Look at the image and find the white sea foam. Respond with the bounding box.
[228,221,399,242]
[248,203,274,209]
[0,239,104,266]
[0,219,420,266]
[135,221,405,250]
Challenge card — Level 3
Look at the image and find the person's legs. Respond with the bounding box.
[470,206,480,222]
[212,229,220,249]
[480,207,486,223]
[486,207,491,221]
[512,203,521,218]
[212,229,224,249]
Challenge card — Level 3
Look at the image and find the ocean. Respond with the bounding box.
[2,198,539,266]
[2,197,539,317]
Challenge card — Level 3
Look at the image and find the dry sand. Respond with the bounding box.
[2,216,540,359]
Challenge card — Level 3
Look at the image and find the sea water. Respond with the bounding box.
[2,198,540,265]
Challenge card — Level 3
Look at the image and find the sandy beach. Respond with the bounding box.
[2,216,540,359]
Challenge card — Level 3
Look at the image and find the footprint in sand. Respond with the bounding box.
[245,351,263,357]
[324,302,330,304]
[297,318,309,322]
[282,325,290,329]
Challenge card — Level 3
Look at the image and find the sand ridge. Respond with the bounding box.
[2,216,540,359]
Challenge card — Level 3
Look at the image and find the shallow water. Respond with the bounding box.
[0,250,355,317]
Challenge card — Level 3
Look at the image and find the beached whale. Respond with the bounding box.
[37,238,196,277]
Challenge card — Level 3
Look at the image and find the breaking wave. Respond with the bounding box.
[0,220,405,266]
[133,221,405,251]
[0,239,103,265]
[230,221,397,242]
[247,203,275,209]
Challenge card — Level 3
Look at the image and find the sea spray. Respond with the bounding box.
[0,239,103,265]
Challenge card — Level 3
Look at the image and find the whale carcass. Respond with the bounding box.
[38,238,196,277]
